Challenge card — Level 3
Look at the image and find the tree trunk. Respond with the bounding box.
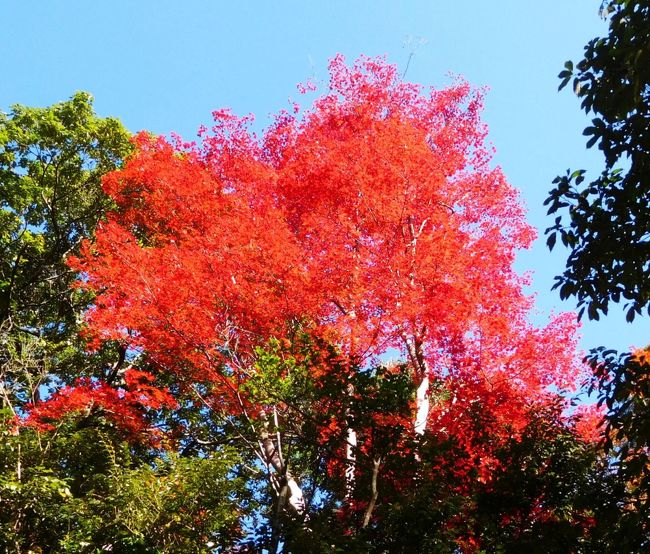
[259,410,307,515]
[344,381,357,499]
[414,374,429,436]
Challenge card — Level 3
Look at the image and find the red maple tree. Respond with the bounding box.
[26,55,598,540]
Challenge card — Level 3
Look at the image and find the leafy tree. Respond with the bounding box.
[24,57,605,552]
[0,92,132,413]
[371,403,619,553]
[546,0,650,548]
[1,416,248,553]
[586,345,650,550]
[546,0,650,322]
[0,95,259,553]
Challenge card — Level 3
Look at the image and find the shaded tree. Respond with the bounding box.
[546,0,650,322]
[546,0,650,548]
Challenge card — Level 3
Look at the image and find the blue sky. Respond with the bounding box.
[2,0,646,352]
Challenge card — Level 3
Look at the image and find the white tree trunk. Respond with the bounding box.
[414,374,430,435]
[345,425,357,498]
[403,333,431,436]
[344,379,358,499]
[285,474,306,514]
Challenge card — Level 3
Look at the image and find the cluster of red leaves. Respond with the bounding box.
[25,370,176,444]
[573,403,605,444]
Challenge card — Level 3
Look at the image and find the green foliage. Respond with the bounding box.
[0,91,132,331]
[0,97,138,551]
[546,0,650,322]
[588,346,650,550]
[0,92,132,410]
[547,1,650,548]
[0,413,248,553]
[248,338,316,407]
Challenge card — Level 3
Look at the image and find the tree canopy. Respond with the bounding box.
[0,57,615,552]
[0,91,132,407]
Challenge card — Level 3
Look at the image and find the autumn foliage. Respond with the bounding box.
[26,370,176,443]
[24,56,602,548]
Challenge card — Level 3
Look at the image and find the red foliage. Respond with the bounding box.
[38,56,587,511]
[573,403,605,444]
[25,369,176,443]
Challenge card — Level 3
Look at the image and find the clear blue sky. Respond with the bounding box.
[2,0,646,353]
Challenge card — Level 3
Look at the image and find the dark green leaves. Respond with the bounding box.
[548,2,650,547]
[558,60,574,91]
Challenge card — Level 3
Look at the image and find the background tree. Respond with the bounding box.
[546,0,650,548]
[0,96,251,553]
[0,420,249,553]
[546,0,650,321]
[0,93,129,551]
[0,92,132,408]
